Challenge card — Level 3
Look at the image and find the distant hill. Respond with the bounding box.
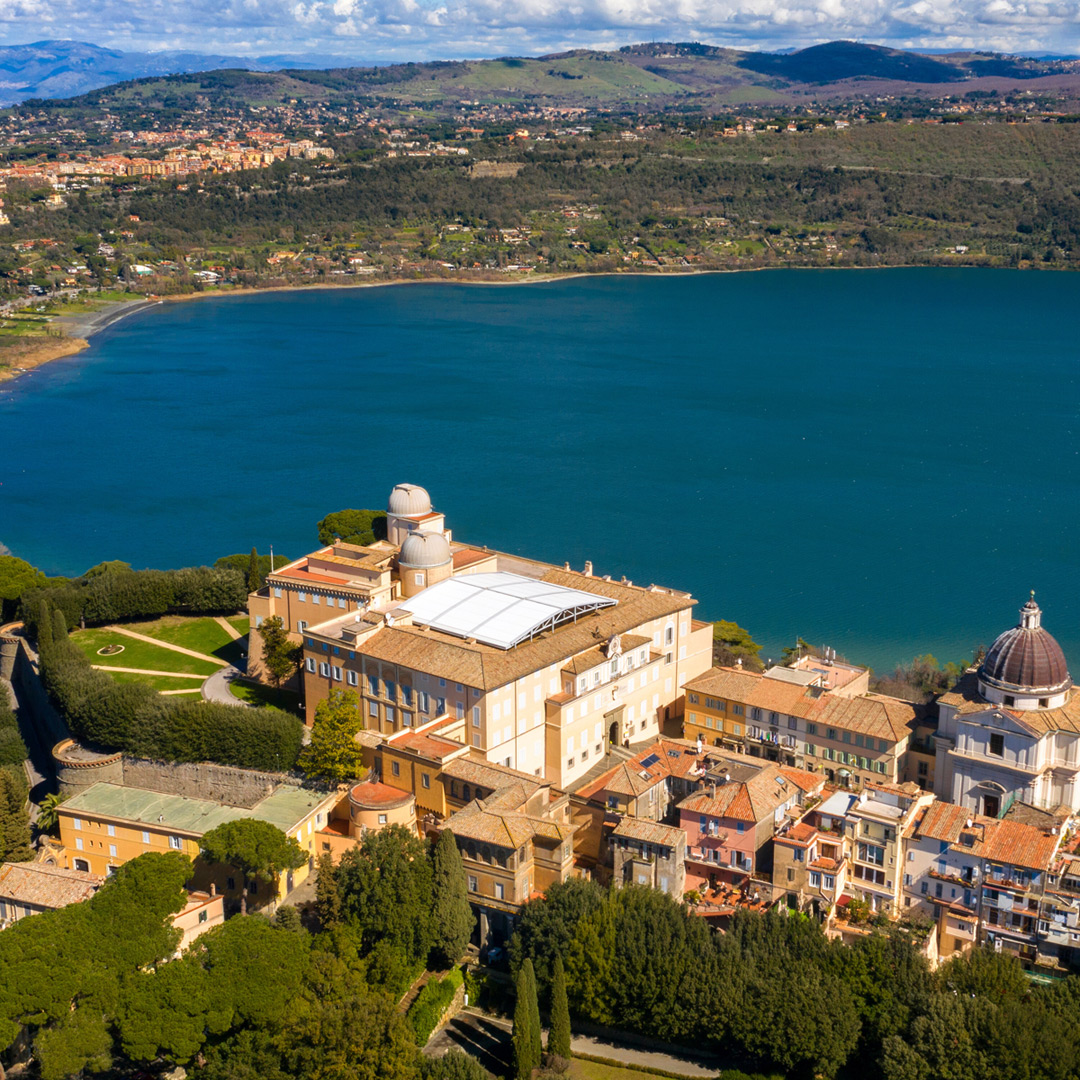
[15,39,1080,113]
[0,40,367,105]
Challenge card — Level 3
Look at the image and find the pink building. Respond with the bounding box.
[678,756,822,888]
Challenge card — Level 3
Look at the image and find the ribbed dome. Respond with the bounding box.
[388,483,431,518]
[979,594,1071,695]
[399,530,451,569]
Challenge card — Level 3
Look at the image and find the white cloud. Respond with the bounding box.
[1,0,1077,61]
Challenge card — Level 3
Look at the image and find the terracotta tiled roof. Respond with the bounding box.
[445,798,574,849]
[678,764,821,824]
[911,800,970,844]
[809,694,918,743]
[0,862,102,910]
[349,781,414,809]
[686,666,917,743]
[574,738,704,801]
[611,817,685,847]
[386,729,466,762]
[958,818,1061,871]
[442,757,549,797]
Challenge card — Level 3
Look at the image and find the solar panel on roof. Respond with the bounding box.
[640,753,660,769]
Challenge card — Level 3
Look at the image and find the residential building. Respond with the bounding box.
[683,658,926,790]
[172,890,226,951]
[934,595,1080,816]
[843,782,935,916]
[610,817,686,897]
[440,778,576,946]
[289,484,712,789]
[678,754,823,888]
[55,780,339,910]
[0,861,102,926]
[773,789,853,919]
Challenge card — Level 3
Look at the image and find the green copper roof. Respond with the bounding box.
[62,782,334,837]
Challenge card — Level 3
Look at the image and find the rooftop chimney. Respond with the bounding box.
[584,561,593,577]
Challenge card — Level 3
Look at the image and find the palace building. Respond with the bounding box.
[251,484,713,790]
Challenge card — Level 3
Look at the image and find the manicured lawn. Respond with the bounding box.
[71,628,220,676]
[126,615,234,656]
[228,615,250,635]
[569,1059,683,1080]
[228,679,302,716]
[107,671,206,692]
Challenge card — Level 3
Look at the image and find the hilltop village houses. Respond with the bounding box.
[12,484,1080,973]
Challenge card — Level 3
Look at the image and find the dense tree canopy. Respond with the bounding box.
[299,688,367,786]
[316,509,388,548]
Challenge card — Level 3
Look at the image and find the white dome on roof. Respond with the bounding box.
[388,483,431,518]
[399,530,452,569]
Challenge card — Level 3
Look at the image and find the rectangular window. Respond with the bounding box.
[72,818,81,830]
[369,675,380,696]
[468,875,478,893]
[378,814,388,825]
[109,844,117,858]
[107,824,116,837]
[989,733,1004,757]
[319,662,330,677]
[297,620,307,633]
[347,670,358,686]
[142,830,150,844]
[305,657,316,673]
[391,761,400,777]
[385,681,396,701]
[457,703,465,720]
[422,774,431,788]
[273,587,283,598]
[810,872,821,888]
[298,590,307,601]
[495,882,505,900]
[332,666,342,681]
[473,706,481,727]
[199,909,208,924]
[386,707,396,726]
[369,700,378,717]
[312,593,320,605]
[169,836,182,850]
[75,837,83,850]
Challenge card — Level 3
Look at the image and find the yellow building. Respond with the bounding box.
[288,484,713,791]
[684,658,924,790]
[56,781,340,911]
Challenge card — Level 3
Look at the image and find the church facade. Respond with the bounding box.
[934,595,1080,816]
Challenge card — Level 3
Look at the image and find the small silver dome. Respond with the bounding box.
[388,483,431,518]
[399,530,452,569]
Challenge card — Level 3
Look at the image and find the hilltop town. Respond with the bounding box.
[3,484,1080,1079]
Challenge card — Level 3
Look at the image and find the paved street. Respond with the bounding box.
[426,1008,722,1078]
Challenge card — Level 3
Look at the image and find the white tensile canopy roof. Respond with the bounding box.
[398,572,617,650]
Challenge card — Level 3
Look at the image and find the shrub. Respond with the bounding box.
[408,967,464,1045]
[34,615,303,772]
[20,564,246,635]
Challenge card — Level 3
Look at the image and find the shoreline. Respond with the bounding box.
[0,261,1014,386]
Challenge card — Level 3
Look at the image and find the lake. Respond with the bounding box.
[2,269,1079,673]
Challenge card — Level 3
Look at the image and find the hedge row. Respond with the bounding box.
[37,624,303,772]
[0,696,27,768]
[19,565,248,634]
[408,967,465,1046]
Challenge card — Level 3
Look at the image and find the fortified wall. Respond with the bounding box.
[52,739,298,801]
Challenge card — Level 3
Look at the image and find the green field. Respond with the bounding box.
[122,614,248,667]
[228,679,302,716]
[568,1059,689,1080]
[107,671,206,692]
[72,627,221,677]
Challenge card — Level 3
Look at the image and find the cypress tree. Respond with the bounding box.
[512,958,542,1080]
[247,547,261,593]
[0,767,33,862]
[548,955,571,1059]
[36,600,53,647]
[315,852,342,930]
[430,828,474,967]
[51,609,68,641]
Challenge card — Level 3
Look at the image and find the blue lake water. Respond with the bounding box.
[2,269,1080,673]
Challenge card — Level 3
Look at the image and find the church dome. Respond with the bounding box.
[399,530,451,569]
[979,594,1071,697]
[388,483,431,518]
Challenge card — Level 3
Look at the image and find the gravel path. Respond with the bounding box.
[201,666,251,707]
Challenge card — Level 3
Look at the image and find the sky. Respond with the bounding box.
[1,0,1078,63]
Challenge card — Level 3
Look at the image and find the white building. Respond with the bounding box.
[934,595,1080,816]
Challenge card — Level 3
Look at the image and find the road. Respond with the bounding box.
[426,1008,722,1078]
